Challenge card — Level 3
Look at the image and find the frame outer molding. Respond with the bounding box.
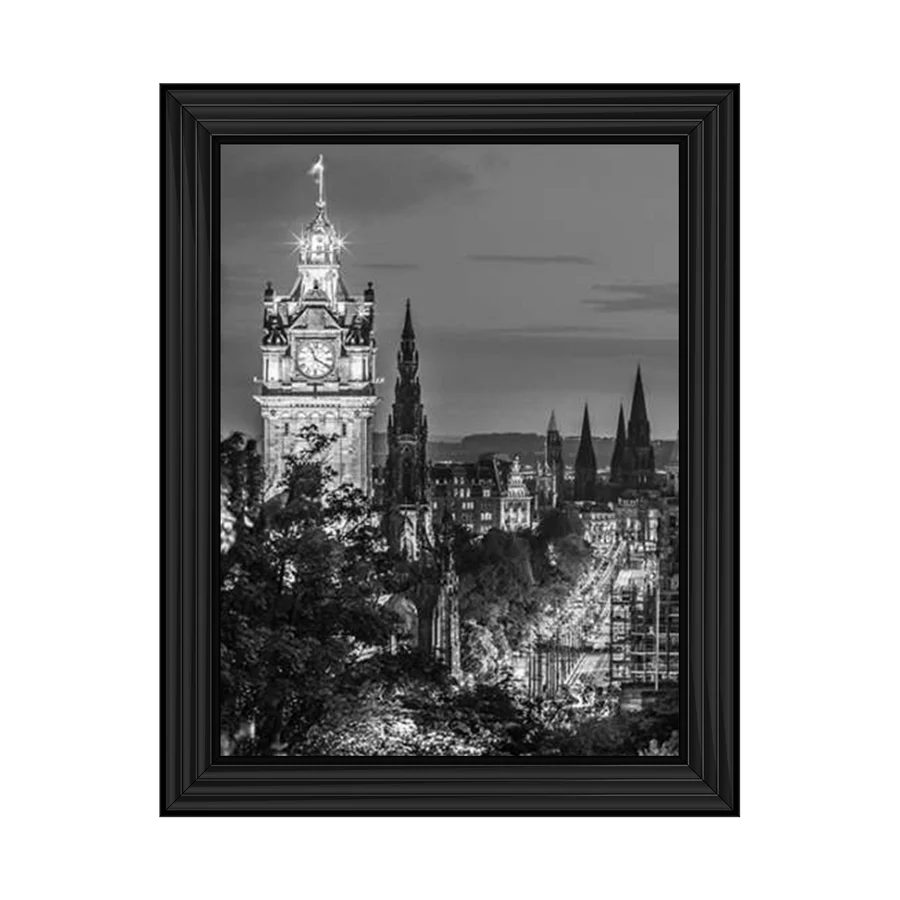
[161,85,738,815]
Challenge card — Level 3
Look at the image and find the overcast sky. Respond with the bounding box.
[221,144,678,439]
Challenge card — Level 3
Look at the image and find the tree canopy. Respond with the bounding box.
[219,429,677,757]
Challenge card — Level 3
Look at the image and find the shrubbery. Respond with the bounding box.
[220,430,677,757]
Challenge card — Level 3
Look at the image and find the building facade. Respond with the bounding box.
[430,453,533,535]
[254,160,378,496]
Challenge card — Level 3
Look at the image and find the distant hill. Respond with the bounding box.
[373,432,677,469]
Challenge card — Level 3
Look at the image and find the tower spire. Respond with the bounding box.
[629,364,649,432]
[610,402,628,484]
[385,301,430,556]
[398,299,419,372]
[545,408,564,507]
[402,298,416,340]
[574,403,597,501]
[622,364,655,488]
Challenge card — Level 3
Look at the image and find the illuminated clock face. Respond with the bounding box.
[296,340,335,378]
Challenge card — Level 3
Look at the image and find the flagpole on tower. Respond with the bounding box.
[308,153,325,208]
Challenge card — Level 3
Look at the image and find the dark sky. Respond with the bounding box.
[221,144,678,439]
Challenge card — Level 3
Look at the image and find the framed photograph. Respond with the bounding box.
[161,85,737,815]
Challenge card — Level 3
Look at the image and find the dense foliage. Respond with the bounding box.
[220,429,397,754]
[219,430,677,757]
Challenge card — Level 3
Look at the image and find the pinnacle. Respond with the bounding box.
[402,298,416,340]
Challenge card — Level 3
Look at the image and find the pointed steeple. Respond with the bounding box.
[628,365,649,435]
[547,409,558,433]
[616,403,627,441]
[581,403,591,445]
[574,403,597,501]
[398,299,419,372]
[385,301,428,514]
[402,298,415,340]
[622,364,655,488]
[577,404,595,458]
[610,402,628,484]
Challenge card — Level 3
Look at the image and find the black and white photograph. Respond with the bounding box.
[219,144,681,757]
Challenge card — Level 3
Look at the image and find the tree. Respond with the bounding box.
[219,429,680,759]
[220,427,398,755]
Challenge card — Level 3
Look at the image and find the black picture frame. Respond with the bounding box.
[161,84,738,815]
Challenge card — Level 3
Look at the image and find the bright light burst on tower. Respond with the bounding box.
[287,229,352,258]
[335,231,353,254]
[289,231,304,253]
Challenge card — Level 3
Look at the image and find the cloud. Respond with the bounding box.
[424,325,677,360]
[467,254,595,265]
[479,148,509,172]
[222,145,477,224]
[487,325,630,338]
[352,262,420,271]
[582,282,678,313]
[222,262,266,281]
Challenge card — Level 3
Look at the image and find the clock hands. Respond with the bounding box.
[300,343,332,375]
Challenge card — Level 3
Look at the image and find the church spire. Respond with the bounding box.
[577,404,594,454]
[385,301,428,518]
[628,365,649,439]
[398,299,419,373]
[622,365,656,488]
[610,402,627,484]
[574,403,597,501]
[547,409,558,433]
[402,298,416,340]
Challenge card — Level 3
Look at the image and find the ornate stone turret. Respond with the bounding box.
[384,300,431,557]
[545,410,565,507]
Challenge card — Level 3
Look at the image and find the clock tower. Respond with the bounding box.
[254,155,379,496]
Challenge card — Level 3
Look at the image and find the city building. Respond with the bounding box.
[430,453,533,535]
[666,430,680,494]
[609,567,676,690]
[254,158,378,496]
[578,502,618,549]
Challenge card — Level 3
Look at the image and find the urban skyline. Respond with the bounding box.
[221,144,678,440]
[221,145,681,756]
